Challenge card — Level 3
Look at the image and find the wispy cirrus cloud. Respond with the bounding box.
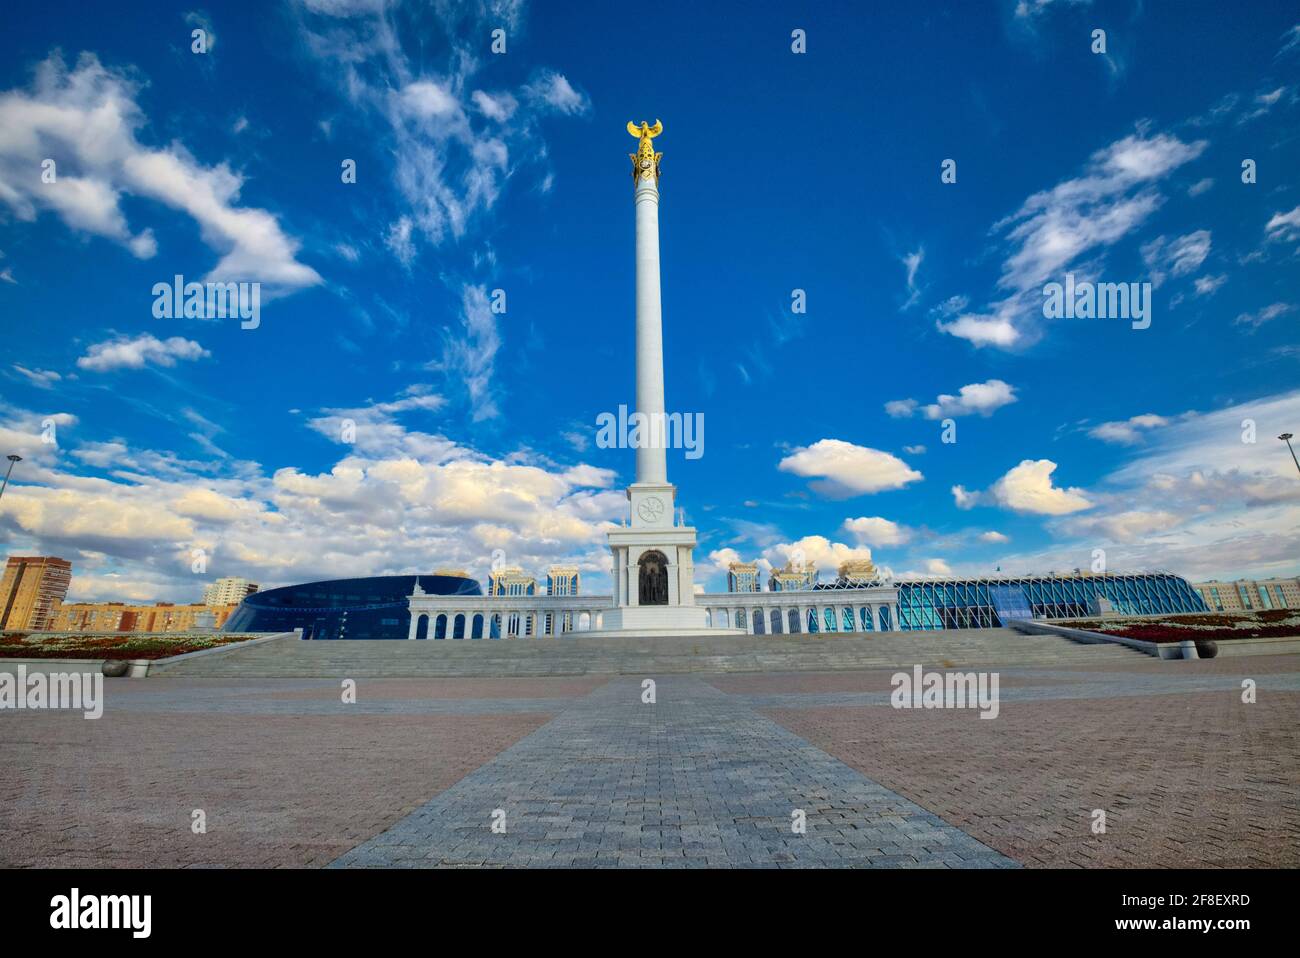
[290,0,589,265]
[936,130,1206,349]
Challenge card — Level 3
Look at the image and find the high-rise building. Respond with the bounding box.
[727,561,760,593]
[769,559,817,592]
[1192,577,1300,612]
[0,556,72,631]
[546,566,581,596]
[47,601,240,633]
[201,576,259,606]
[488,566,537,596]
[836,558,880,585]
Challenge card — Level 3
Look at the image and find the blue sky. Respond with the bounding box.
[1,0,1298,603]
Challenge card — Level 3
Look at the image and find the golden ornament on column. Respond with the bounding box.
[627,119,663,184]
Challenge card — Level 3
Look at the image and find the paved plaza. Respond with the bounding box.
[1,655,1297,868]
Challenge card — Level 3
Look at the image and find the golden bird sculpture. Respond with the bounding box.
[627,119,663,185]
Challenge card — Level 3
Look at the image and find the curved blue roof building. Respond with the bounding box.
[222,573,480,640]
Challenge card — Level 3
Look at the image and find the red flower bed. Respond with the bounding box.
[0,646,211,660]
[1104,623,1300,643]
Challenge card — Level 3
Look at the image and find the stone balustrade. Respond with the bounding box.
[407,586,900,638]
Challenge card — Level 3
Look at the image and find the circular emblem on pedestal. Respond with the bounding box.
[637,496,665,523]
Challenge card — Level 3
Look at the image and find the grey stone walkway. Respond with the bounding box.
[330,676,1016,868]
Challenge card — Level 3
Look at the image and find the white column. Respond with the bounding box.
[634,172,667,485]
[407,612,419,640]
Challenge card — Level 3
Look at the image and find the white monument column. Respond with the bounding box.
[600,120,733,636]
[634,165,668,485]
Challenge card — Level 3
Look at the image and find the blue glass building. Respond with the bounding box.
[222,573,481,640]
[894,572,1207,631]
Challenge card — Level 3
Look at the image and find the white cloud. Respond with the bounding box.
[0,393,626,600]
[979,531,1009,543]
[1193,274,1226,296]
[888,379,1018,419]
[1281,24,1300,57]
[471,90,517,123]
[900,246,923,309]
[76,334,211,373]
[1088,413,1180,445]
[939,131,1205,348]
[1234,302,1296,330]
[842,516,910,547]
[778,439,923,498]
[1265,206,1300,243]
[922,558,952,576]
[1014,0,1092,19]
[760,536,875,580]
[426,284,503,420]
[0,52,321,292]
[1140,229,1211,287]
[903,444,926,455]
[1063,509,1182,544]
[523,71,589,115]
[292,3,588,263]
[936,312,1021,348]
[989,459,1093,515]
[397,80,459,119]
[707,547,743,575]
[11,365,61,388]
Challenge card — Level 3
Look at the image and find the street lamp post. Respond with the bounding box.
[1280,434,1300,477]
[0,454,21,502]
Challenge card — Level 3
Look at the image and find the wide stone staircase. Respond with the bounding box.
[151,627,1145,678]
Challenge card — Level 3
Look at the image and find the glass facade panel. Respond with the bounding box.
[223,573,480,640]
[896,573,1207,630]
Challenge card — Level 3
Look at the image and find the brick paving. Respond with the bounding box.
[758,674,1300,868]
[0,678,565,868]
[332,676,1013,868]
[2,655,1297,868]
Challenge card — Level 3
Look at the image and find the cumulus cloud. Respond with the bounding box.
[76,334,211,372]
[988,460,1093,515]
[886,379,1018,420]
[979,530,1009,543]
[0,394,625,601]
[0,52,321,291]
[707,547,744,575]
[760,535,876,580]
[778,439,923,498]
[842,516,910,547]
